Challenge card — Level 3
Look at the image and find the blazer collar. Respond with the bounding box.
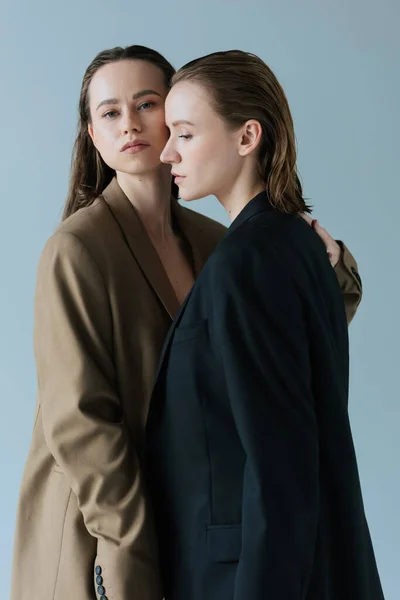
[227,190,274,236]
[101,178,209,320]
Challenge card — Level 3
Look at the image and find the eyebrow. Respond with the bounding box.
[171,119,195,127]
[96,89,162,111]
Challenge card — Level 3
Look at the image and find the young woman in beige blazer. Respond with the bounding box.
[10,45,362,600]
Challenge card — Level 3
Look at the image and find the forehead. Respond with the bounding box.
[89,59,167,102]
[165,81,215,123]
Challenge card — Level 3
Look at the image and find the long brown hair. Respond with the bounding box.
[63,45,177,220]
[172,50,311,214]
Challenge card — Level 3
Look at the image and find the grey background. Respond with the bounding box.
[1,0,398,597]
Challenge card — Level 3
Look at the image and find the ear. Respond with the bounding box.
[237,119,262,157]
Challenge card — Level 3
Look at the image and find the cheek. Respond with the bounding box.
[146,110,169,143]
[158,126,170,148]
[215,137,238,169]
[95,125,115,145]
[185,139,213,170]
[95,130,120,166]
[92,125,110,152]
[90,125,120,170]
[196,139,227,175]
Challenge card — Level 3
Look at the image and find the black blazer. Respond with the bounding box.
[146,192,384,600]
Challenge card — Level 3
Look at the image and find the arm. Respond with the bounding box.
[301,215,362,324]
[34,232,161,600]
[210,248,319,600]
[333,242,362,324]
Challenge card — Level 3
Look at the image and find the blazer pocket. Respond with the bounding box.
[172,319,208,345]
[207,523,242,563]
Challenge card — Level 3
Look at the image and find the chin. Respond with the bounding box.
[178,187,206,203]
[117,153,163,175]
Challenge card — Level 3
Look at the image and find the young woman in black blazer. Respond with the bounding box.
[146,50,384,600]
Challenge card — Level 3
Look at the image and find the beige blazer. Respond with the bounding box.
[11,178,362,600]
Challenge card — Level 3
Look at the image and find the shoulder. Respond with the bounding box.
[239,211,315,252]
[38,196,114,274]
[56,195,114,241]
[42,195,117,261]
[206,210,327,290]
[208,212,289,267]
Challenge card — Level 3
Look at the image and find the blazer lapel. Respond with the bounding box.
[152,282,195,391]
[102,179,219,385]
[102,178,180,320]
[152,202,225,387]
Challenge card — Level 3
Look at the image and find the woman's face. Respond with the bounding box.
[160,81,242,201]
[88,59,170,176]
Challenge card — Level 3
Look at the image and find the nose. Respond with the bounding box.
[121,109,141,134]
[160,138,180,165]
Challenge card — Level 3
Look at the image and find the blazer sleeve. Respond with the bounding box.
[210,248,319,600]
[34,232,162,600]
[334,241,362,324]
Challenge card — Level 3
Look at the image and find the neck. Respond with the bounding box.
[116,166,175,241]
[217,177,265,223]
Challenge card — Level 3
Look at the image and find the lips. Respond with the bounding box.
[172,172,186,184]
[120,139,150,152]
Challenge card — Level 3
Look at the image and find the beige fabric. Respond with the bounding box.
[334,240,362,324]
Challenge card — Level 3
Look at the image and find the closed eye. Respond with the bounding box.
[178,134,192,139]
